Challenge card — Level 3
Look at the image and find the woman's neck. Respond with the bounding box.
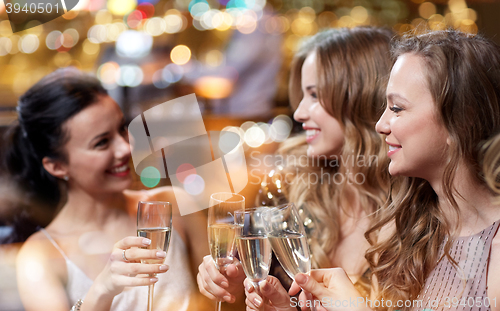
[51,188,129,233]
[429,161,499,236]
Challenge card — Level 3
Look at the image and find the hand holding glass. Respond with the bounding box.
[137,201,172,311]
[262,203,316,311]
[234,207,272,303]
[208,192,245,311]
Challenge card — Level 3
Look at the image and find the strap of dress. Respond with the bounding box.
[39,228,70,261]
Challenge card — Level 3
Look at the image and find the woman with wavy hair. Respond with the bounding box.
[3,68,209,311]
[197,26,392,310]
[287,29,500,311]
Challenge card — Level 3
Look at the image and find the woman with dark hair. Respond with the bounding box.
[286,29,500,311]
[4,68,208,311]
[197,27,393,310]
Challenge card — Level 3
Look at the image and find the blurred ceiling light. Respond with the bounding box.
[118,65,144,87]
[244,125,266,148]
[171,45,191,65]
[145,17,167,36]
[62,28,79,48]
[164,14,184,33]
[205,50,224,67]
[82,39,100,55]
[419,2,436,19]
[19,34,39,54]
[46,30,63,50]
[95,9,113,24]
[351,6,368,23]
[0,37,12,56]
[98,61,120,87]
[116,30,153,58]
[108,0,137,16]
[194,76,233,99]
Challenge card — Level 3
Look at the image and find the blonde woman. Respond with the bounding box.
[288,29,500,311]
[197,27,392,310]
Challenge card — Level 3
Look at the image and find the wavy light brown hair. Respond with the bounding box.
[279,27,392,281]
[366,29,500,310]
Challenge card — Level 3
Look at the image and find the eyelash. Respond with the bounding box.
[95,138,109,148]
[389,106,403,113]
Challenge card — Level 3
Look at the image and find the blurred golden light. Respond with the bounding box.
[53,52,72,67]
[465,8,477,22]
[62,28,79,48]
[459,19,477,34]
[82,39,100,55]
[62,9,79,20]
[164,14,184,33]
[95,10,113,24]
[25,21,43,36]
[106,23,125,42]
[170,45,191,65]
[98,61,120,85]
[338,15,356,28]
[108,0,137,16]
[0,20,12,36]
[215,12,232,31]
[244,126,266,148]
[285,34,301,52]
[145,17,167,36]
[317,11,337,28]
[351,6,368,23]
[9,35,20,54]
[411,18,427,29]
[411,0,425,3]
[419,2,436,19]
[291,19,314,36]
[205,50,224,67]
[448,0,467,13]
[0,37,12,56]
[428,14,446,30]
[19,34,39,54]
[298,7,315,23]
[194,76,233,99]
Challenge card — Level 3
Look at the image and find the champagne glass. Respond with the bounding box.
[234,207,272,304]
[262,203,317,311]
[208,192,245,311]
[137,201,172,311]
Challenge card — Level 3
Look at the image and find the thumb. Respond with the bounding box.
[294,273,328,300]
[225,261,245,279]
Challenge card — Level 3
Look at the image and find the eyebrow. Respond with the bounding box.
[305,85,316,91]
[387,93,410,104]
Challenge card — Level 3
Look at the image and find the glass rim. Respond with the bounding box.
[138,201,172,206]
[264,202,296,213]
[234,206,270,215]
[210,192,245,203]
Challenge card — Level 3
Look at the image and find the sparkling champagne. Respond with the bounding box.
[268,232,310,279]
[208,223,238,268]
[236,236,272,282]
[137,227,171,264]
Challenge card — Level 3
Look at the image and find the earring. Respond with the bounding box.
[63,176,69,181]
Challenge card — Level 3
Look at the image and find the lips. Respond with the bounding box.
[106,160,130,177]
[304,127,320,143]
[387,142,402,157]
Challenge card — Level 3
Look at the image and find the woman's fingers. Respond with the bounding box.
[111,261,169,275]
[114,236,151,250]
[197,255,233,301]
[115,248,167,262]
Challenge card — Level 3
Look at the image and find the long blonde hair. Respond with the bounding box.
[280,27,392,271]
[366,29,500,310]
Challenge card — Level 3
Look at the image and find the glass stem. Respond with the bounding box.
[215,300,222,311]
[147,274,154,311]
[252,281,268,306]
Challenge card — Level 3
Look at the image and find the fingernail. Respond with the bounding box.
[150,277,158,283]
[253,297,262,307]
[156,251,166,258]
[221,281,229,288]
[159,265,168,271]
[295,274,307,285]
[244,282,252,292]
[223,295,232,302]
[142,238,151,245]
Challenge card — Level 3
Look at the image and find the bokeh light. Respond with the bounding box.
[108,0,137,16]
[171,45,192,65]
[19,34,39,54]
[183,174,205,195]
[141,166,161,188]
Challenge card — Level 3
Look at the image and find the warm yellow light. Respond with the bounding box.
[170,45,191,65]
[95,10,113,24]
[298,7,315,23]
[419,2,436,19]
[83,39,100,55]
[318,11,337,28]
[448,0,467,13]
[205,50,224,67]
[351,6,368,23]
[107,0,137,16]
[194,76,233,99]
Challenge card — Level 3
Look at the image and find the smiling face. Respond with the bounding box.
[376,53,450,180]
[61,96,132,195]
[293,52,344,158]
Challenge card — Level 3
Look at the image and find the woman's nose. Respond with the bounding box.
[376,108,391,135]
[293,99,310,123]
[115,133,132,159]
